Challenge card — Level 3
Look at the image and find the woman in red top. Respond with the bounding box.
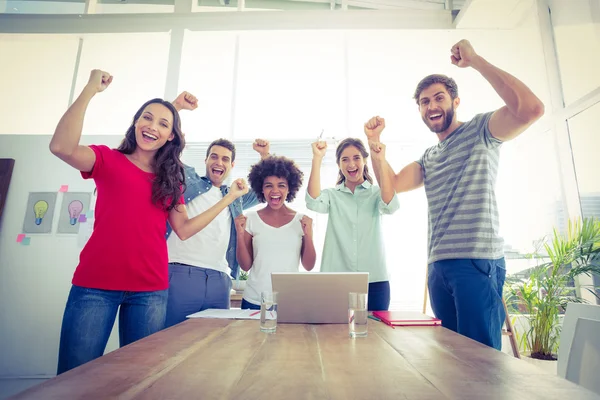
[51,69,249,374]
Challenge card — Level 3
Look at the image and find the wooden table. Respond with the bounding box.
[12,319,600,400]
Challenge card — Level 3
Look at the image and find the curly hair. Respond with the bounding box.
[413,74,459,104]
[117,98,186,212]
[335,138,373,186]
[248,156,304,203]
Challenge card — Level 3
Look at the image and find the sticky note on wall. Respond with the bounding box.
[59,185,69,192]
[16,234,26,243]
[21,237,31,246]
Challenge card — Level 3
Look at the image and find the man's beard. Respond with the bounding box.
[424,105,454,134]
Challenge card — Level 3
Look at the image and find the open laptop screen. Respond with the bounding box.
[271,272,369,324]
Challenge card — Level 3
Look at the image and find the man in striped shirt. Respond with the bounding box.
[366,39,544,349]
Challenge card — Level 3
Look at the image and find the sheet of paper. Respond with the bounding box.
[186,308,261,320]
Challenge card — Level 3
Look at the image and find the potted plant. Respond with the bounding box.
[505,218,600,362]
[232,270,249,292]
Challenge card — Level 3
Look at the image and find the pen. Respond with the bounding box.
[368,315,380,322]
[382,319,395,329]
[250,311,260,317]
[317,129,324,141]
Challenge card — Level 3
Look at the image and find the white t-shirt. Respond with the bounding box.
[167,185,231,275]
[243,210,304,305]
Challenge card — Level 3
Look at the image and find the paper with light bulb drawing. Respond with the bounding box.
[57,192,91,234]
[22,192,57,234]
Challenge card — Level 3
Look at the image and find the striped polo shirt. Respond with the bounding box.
[416,111,504,264]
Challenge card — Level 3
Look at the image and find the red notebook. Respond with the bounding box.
[372,311,441,327]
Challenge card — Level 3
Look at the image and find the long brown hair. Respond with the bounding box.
[117,98,186,212]
[335,138,373,186]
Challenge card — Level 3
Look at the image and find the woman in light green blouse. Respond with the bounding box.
[305,137,399,311]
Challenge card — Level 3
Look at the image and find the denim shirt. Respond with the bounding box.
[165,164,259,279]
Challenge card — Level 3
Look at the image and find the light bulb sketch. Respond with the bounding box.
[68,200,84,225]
[33,200,49,225]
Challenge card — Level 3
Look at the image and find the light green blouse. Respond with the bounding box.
[305,180,399,283]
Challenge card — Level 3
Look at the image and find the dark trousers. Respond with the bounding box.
[428,258,506,350]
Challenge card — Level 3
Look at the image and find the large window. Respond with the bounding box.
[568,103,600,217]
[74,33,171,135]
[550,0,600,105]
[0,24,560,310]
[0,35,79,135]
[179,31,237,141]
[233,31,346,140]
[549,0,600,303]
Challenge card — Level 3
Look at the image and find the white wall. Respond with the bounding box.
[0,135,123,379]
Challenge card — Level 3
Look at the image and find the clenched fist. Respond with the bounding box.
[300,215,313,238]
[234,214,247,234]
[86,69,112,93]
[311,141,327,159]
[450,39,480,68]
[369,141,386,162]
[229,178,249,199]
[253,139,270,159]
[173,91,198,111]
[364,116,385,142]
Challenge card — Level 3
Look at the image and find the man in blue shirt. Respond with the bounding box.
[166,92,270,327]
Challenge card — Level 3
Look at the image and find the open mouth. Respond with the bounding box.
[428,112,443,122]
[211,167,224,177]
[142,131,158,142]
[269,194,282,206]
[347,168,359,178]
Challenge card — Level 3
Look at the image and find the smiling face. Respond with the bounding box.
[338,145,366,186]
[418,83,460,134]
[133,103,174,153]
[262,176,289,210]
[205,145,234,186]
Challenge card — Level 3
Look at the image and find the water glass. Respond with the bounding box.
[260,291,278,333]
[349,292,368,338]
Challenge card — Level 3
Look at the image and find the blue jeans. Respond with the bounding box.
[368,281,390,311]
[241,298,261,310]
[428,258,506,350]
[165,263,232,328]
[57,285,168,374]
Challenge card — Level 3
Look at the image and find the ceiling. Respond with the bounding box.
[7,0,467,12]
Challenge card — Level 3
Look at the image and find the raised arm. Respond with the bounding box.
[253,139,271,160]
[368,142,395,204]
[300,216,316,271]
[364,116,424,193]
[172,91,198,112]
[307,141,327,199]
[234,214,254,271]
[49,69,113,172]
[450,39,544,142]
[168,178,249,241]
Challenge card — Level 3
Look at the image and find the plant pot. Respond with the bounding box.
[521,353,558,375]
[232,280,246,292]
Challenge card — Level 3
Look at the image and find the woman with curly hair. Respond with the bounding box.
[234,156,317,310]
[50,70,248,374]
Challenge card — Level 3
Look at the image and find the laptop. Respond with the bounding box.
[271,272,369,324]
